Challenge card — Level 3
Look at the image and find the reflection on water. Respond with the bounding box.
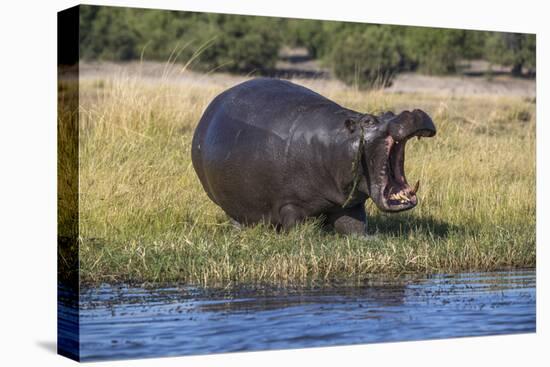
[69,270,535,361]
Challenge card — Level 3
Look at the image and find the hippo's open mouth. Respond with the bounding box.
[381,129,434,211]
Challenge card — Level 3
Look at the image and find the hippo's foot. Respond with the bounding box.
[279,203,306,231]
[229,217,243,230]
[326,204,368,236]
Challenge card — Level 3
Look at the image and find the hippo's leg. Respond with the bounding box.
[279,204,305,231]
[327,204,368,236]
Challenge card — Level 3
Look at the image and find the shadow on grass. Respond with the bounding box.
[36,340,57,354]
[368,214,458,239]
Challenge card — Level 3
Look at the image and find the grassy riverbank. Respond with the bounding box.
[71,71,535,286]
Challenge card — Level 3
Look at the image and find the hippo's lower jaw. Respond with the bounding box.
[378,128,434,212]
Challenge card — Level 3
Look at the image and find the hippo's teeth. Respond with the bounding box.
[417,136,421,141]
[390,193,401,200]
[390,190,413,203]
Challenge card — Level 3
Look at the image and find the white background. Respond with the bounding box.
[0,0,547,366]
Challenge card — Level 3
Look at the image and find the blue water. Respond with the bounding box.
[73,269,535,361]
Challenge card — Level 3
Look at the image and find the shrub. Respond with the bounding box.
[79,6,283,74]
[195,15,283,73]
[329,26,401,89]
[79,6,140,61]
[284,19,326,58]
[484,32,536,76]
[402,27,467,75]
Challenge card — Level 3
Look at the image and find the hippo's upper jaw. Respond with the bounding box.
[366,109,436,213]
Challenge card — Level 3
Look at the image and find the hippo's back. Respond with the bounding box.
[191,78,347,224]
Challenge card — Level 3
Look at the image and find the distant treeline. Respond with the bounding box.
[79,5,536,89]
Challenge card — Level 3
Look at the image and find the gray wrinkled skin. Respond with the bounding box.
[191,78,436,236]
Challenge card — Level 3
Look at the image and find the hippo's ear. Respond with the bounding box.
[379,111,396,121]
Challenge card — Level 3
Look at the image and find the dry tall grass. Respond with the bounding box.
[71,71,535,286]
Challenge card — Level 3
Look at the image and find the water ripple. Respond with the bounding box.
[67,269,536,361]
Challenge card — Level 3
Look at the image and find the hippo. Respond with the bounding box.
[191,78,436,236]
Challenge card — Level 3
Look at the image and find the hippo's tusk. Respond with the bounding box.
[410,180,420,195]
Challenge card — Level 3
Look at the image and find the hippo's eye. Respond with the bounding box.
[360,115,380,125]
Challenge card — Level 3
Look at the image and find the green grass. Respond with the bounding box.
[68,74,536,286]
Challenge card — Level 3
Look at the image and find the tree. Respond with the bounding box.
[402,27,467,74]
[485,32,536,76]
[79,6,139,61]
[329,26,402,89]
